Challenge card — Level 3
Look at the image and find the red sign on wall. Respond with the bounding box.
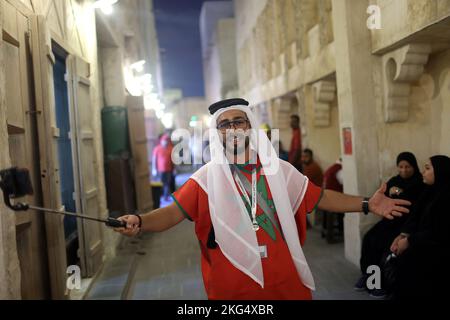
[343,127,353,155]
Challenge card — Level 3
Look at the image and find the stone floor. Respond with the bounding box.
[84,218,373,300]
[304,229,371,300]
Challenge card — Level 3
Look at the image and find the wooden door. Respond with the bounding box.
[126,96,153,213]
[30,14,68,299]
[2,3,49,299]
[67,55,104,277]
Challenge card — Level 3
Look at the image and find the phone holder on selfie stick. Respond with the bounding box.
[0,167,126,228]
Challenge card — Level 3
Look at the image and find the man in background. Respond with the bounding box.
[302,148,323,187]
[152,134,174,201]
[322,158,344,243]
[302,148,323,229]
[288,115,302,172]
[260,123,288,161]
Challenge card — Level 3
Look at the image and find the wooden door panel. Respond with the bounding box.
[67,55,103,277]
[16,9,50,299]
[4,42,25,129]
[8,135,29,227]
[126,96,153,212]
[3,5,50,299]
[30,14,67,299]
[2,1,19,38]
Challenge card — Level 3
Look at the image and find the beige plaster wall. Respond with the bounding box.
[371,0,450,53]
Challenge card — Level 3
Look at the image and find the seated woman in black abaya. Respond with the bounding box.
[390,155,450,299]
[354,152,425,298]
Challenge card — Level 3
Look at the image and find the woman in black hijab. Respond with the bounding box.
[354,152,425,297]
[390,155,450,299]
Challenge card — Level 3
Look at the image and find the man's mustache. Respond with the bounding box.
[224,130,250,141]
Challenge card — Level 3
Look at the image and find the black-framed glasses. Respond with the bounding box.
[216,118,249,131]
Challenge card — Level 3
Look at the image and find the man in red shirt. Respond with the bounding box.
[115,98,411,300]
[301,148,324,187]
[289,114,302,172]
[152,134,174,201]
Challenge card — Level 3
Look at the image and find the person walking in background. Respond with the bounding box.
[152,134,174,201]
[288,115,302,172]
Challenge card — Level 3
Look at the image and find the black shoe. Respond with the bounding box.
[354,275,368,292]
[369,288,388,299]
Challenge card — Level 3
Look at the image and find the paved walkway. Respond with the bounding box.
[304,229,371,300]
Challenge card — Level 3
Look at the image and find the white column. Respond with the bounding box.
[332,0,382,266]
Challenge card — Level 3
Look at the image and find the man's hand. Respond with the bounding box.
[114,202,186,235]
[114,215,140,237]
[369,183,411,220]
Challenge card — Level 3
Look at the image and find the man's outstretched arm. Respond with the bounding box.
[114,202,185,237]
[317,183,411,220]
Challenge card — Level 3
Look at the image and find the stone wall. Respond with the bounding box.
[203,18,237,105]
[0,0,162,297]
[236,0,450,266]
[235,0,340,176]
[371,0,450,53]
[16,0,108,243]
[0,0,104,298]
[200,3,237,105]
[373,49,450,181]
[0,2,21,299]
[96,0,163,259]
[204,38,222,105]
[217,19,238,99]
[332,0,450,265]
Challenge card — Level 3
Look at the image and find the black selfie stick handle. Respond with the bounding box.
[1,168,128,229]
[105,217,127,228]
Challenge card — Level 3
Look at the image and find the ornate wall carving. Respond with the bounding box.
[381,44,431,122]
[318,0,334,47]
[312,80,336,127]
[295,0,318,60]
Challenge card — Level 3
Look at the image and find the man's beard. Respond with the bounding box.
[228,137,250,155]
[222,131,250,163]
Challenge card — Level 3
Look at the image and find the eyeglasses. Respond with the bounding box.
[216,118,249,131]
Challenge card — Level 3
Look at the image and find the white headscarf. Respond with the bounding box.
[191,104,315,290]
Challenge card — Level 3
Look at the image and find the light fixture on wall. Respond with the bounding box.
[189,116,199,128]
[161,113,174,129]
[203,115,212,127]
[123,61,167,124]
[93,0,118,15]
[130,60,146,73]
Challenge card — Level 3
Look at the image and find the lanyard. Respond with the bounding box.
[234,167,259,231]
